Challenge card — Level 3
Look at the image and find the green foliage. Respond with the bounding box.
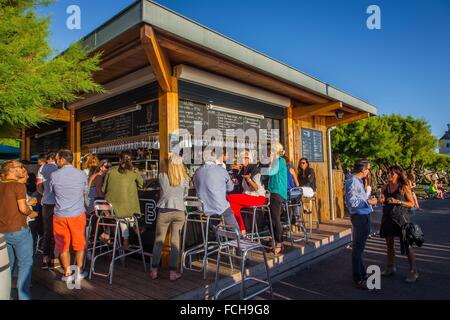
[0,138,19,147]
[0,0,103,132]
[332,114,441,172]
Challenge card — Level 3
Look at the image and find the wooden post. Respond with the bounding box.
[25,133,30,161]
[20,129,26,160]
[75,120,81,169]
[286,102,295,166]
[158,78,179,271]
[141,24,180,271]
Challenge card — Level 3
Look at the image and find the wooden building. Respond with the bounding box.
[20,0,378,226]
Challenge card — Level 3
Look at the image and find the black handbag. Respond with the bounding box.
[390,204,409,227]
[403,222,425,248]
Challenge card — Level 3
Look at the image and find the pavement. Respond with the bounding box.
[256,199,450,300]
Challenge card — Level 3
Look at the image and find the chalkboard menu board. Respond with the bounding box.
[178,99,279,140]
[301,128,324,162]
[178,99,207,132]
[30,127,67,155]
[81,101,158,145]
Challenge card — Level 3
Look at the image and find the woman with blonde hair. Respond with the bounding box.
[81,153,99,177]
[150,154,189,281]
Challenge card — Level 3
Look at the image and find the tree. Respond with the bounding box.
[332,114,442,174]
[0,0,103,136]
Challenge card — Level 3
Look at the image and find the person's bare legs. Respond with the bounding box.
[75,250,85,271]
[386,237,395,267]
[59,251,71,276]
[413,193,420,209]
[407,246,417,272]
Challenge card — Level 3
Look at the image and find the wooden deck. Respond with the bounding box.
[31,218,352,300]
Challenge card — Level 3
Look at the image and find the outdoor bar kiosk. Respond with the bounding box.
[20,0,378,265]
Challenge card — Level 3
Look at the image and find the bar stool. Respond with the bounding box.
[89,200,147,285]
[34,234,43,255]
[283,187,307,245]
[213,225,273,300]
[302,194,320,237]
[181,196,230,280]
[245,192,275,250]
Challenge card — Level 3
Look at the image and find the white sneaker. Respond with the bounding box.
[61,270,87,282]
[381,265,397,276]
[405,271,419,283]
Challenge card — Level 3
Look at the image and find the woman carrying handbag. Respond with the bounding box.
[379,165,418,283]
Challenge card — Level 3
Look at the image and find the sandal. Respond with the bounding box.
[99,235,113,245]
[169,271,182,281]
[273,244,284,255]
[149,268,158,280]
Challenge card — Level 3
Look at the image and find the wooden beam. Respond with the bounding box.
[101,42,143,69]
[326,112,371,127]
[42,108,71,122]
[141,25,173,93]
[292,102,343,120]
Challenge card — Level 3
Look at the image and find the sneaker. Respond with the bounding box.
[405,271,419,283]
[381,265,397,277]
[353,280,368,290]
[41,261,49,270]
[61,274,75,283]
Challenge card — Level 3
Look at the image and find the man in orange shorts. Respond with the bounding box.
[50,150,88,282]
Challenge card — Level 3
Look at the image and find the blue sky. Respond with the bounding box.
[38,0,450,138]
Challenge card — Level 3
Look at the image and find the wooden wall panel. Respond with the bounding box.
[292,116,331,222]
[333,170,345,219]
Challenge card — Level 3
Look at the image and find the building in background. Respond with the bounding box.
[439,124,450,155]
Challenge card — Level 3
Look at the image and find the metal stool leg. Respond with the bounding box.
[286,203,294,246]
[213,248,222,299]
[109,221,120,285]
[262,249,273,299]
[240,252,247,300]
[266,207,276,249]
[180,214,189,274]
[203,216,210,280]
[314,198,320,230]
[133,216,147,272]
[251,208,257,242]
[89,216,101,279]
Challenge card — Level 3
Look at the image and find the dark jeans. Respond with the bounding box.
[351,214,371,282]
[269,193,284,243]
[207,208,241,239]
[42,204,55,259]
